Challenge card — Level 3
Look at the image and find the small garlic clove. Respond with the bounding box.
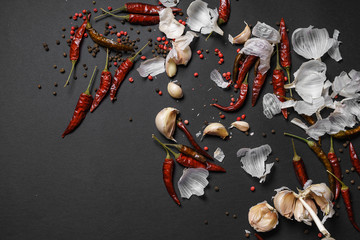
[228,22,251,45]
[203,123,229,139]
[155,107,179,142]
[230,121,250,132]
[167,81,183,99]
[305,183,334,216]
[273,187,297,219]
[294,198,317,225]
[166,58,177,77]
[248,201,279,232]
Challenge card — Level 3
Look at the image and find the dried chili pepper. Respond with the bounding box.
[236,55,257,86]
[251,71,268,107]
[218,0,230,25]
[254,233,264,240]
[349,142,360,175]
[332,125,360,139]
[110,42,149,101]
[284,133,336,194]
[301,114,316,125]
[100,8,160,26]
[165,144,207,163]
[291,139,309,188]
[176,120,214,161]
[152,135,181,206]
[90,49,111,112]
[232,52,244,83]
[62,66,97,138]
[95,3,181,20]
[279,18,292,97]
[328,136,342,200]
[86,15,133,52]
[212,73,249,112]
[327,170,360,232]
[273,44,288,119]
[64,18,87,87]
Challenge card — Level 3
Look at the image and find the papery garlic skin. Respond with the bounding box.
[294,198,317,226]
[178,168,209,199]
[137,57,166,77]
[228,22,251,45]
[159,8,185,39]
[273,187,297,219]
[248,201,279,232]
[210,69,230,88]
[167,82,183,99]
[155,107,179,142]
[252,21,281,44]
[304,183,334,216]
[203,123,229,139]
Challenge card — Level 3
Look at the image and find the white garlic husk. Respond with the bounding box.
[273,187,297,219]
[155,107,179,142]
[230,121,250,132]
[228,22,251,45]
[167,81,183,99]
[248,201,279,232]
[202,123,229,139]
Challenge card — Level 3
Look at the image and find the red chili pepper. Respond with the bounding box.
[100,8,159,26]
[152,135,181,206]
[232,52,244,83]
[327,137,342,200]
[236,55,257,86]
[272,44,288,119]
[212,73,249,112]
[62,66,97,138]
[218,0,230,25]
[279,18,292,97]
[251,71,268,107]
[327,171,360,232]
[110,42,150,101]
[166,144,207,163]
[254,233,264,240]
[291,139,309,188]
[90,49,112,112]
[65,18,87,87]
[349,142,360,175]
[176,120,214,161]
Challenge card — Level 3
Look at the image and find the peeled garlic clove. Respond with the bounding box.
[248,201,279,232]
[155,107,179,142]
[203,123,229,139]
[228,22,251,45]
[166,58,177,77]
[273,187,297,219]
[167,81,183,99]
[230,121,250,132]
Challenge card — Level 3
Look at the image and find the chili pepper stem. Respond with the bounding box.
[291,139,300,159]
[327,170,347,189]
[152,134,180,159]
[243,72,249,84]
[84,66,97,95]
[275,44,281,70]
[329,136,334,153]
[94,6,126,20]
[285,68,293,97]
[129,41,150,62]
[64,60,76,87]
[284,132,311,145]
[100,8,129,20]
[104,48,109,71]
[298,197,331,238]
[205,32,213,41]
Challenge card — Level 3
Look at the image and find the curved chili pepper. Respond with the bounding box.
[327,171,360,232]
[95,3,181,20]
[64,18,87,87]
[110,42,149,101]
[273,44,288,119]
[327,137,342,200]
[232,52,244,83]
[251,71,267,107]
[166,144,207,163]
[212,73,249,112]
[176,120,214,161]
[349,142,360,175]
[284,133,336,194]
[62,66,97,138]
[152,135,181,206]
[86,15,133,52]
[254,233,264,240]
[279,18,292,97]
[100,8,160,26]
[218,0,230,25]
[333,125,360,139]
[236,55,257,86]
[291,139,309,188]
[90,49,112,112]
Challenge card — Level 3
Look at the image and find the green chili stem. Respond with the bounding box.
[291,139,300,160]
[205,32,213,41]
[100,8,128,20]
[128,41,150,62]
[275,44,281,69]
[104,48,109,71]
[327,170,348,189]
[329,136,334,153]
[152,134,180,159]
[243,73,249,84]
[285,68,293,97]
[84,66,97,95]
[284,132,310,144]
[94,6,126,21]
[64,60,76,87]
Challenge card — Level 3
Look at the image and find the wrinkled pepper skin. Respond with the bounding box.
[163,158,181,206]
[90,71,112,112]
[110,59,134,101]
[272,69,288,119]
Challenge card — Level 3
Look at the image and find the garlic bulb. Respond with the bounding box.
[273,187,297,219]
[155,107,179,142]
[167,82,183,99]
[202,123,229,139]
[230,121,250,132]
[228,22,251,45]
[248,201,279,232]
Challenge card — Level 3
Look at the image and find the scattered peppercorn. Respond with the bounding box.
[63,52,67,57]
[53,92,57,96]
[158,90,163,96]
[345,169,350,174]
[262,133,267,137]
[245,131,249,136]
[204,220,208,225]
[338,148,343,153]
[351,167,355,172]
[38,85,41,89]
[184,120,189,125]
[54,82,58,87]
[53,65,57,69]
[304,229,309,234]
[225,211,229,216]
[271,129,276,134]
[275,157,279,162]
[232,214,237,219]
[245,233,250,238]
[214,186,219,192]
[250,186,255,191]
[350,180,355,185]
[60,68,65,73]
[56,40,60,45]
[204,146,209,151]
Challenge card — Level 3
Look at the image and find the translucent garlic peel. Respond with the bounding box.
[237,144,273,183]
[262,93,282,119]
[228,22,251,45]
[328,29,342,62]
[214,147,225,162]
[155,107,179,142]
[210,69,230,88]
[252,21,281,44]
[178,168,209,199]
[137,57,165,77]
[159,8,185,39]
[159,0,179,7]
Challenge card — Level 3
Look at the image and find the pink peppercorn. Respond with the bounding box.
[163,46,167,50]
[117,38,121,43]
[218,61,222,64]
[141,56,147,60]
[179,19,183,23]
[226,72,231,76]
[237,48,241,53]
[73,16,77,20]
[220,114,225,119]
[204,146,209,151]
[234,84,239,89]
[231,98,235,102]
[158,90,163,96]
[124,32,127,36]
[241,114,246,119]
[113,62,118,66]
[199,54,204,59]
[71,26,75,30]
[120,31,124,35]
[148,75,153,80]
[129,77,134,83]
[93,8,98,13]
[222,73,227,77]
[84,33,88,38]
[108,6,112,11]
[215,48,219,52]
[317,233,322,238]
[82,9,87,14]
[184,120,189,125]
[70,30,75,35]
[181,22,186,25]
[197,50,201,55]
[236,117,241,121]
[220,58,224,63]
[250,186,255,192]
[108,25,112,29]
[83,16,86,20]
[79,13,83,18]
[117,32,121,37]
[284,76,288,81]
[162,36,166,41]
[75,13,79,17]
[194,72,199,77]
[157,37,161,41]
[165,41,169,45]
[218,53,223,58]
[230,102,234,106]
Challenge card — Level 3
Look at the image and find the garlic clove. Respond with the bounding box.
[228,21,251,45]
[294,198,317,225]
[273,187,297,219]
[167,81,183,99]
[166,58,177,77]
[202,123,229,139]
[155,107,179,142]
[248,201,279,232]
[230,121,250,132]
[305,183,334,216]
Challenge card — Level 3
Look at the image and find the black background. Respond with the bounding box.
[1,0,360,239]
